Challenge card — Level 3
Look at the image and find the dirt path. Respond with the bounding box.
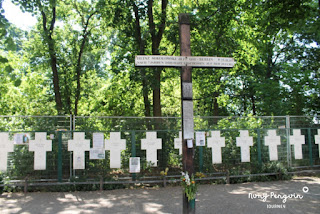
[0,177,319,214]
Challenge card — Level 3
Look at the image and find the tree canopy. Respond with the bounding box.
[1,0,319,117]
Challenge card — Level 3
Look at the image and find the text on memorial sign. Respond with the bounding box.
[135,55,235,68]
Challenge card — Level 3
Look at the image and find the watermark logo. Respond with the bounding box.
[302,186,309,193]
[248,187,307,209]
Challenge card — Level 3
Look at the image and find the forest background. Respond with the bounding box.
[0,0,319,119]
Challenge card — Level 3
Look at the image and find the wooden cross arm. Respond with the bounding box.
[135,55,235,68]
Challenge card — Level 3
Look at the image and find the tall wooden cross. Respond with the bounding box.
[135,13,235,213]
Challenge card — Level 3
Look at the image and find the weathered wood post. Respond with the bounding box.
[134,13,235,214]
[179,13,196,214]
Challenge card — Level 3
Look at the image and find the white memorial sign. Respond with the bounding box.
[315,129,320,157]
[89,148,105,159]
[135,55,235,68]
[289,129,305,160]
[207,131,225,164]
[93,132,104,148]
[236,130,253,162]
[196,132,206,146]
[14,133,26,144]
[0,133,14,171]
[264,130,281,161]
[174,131,182,155]
[183,101,194,139]
[187,139,193,148]
[29,132,52,170]
[105,132,126,168]
[129,157,140,173]
[141,132,162,167]
[68,132,90,169]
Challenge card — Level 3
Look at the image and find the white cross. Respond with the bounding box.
[289,129,305,160]
[315,129,320,157]
[141,132,162,167]
[0,133,14,171]
[236,130,253,162]
[105,132,126,168]
[29,132,52,170]
[207,131,225,164]
[264,130,281,161]
[68,132,90,169]
[174,131,182,155]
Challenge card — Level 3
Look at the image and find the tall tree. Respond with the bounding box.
[147,0,168,117]
[14,0,106,115]
[13,0,63,113]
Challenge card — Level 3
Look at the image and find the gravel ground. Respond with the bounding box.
[0,176,319,214]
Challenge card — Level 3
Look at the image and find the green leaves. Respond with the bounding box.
[0,0,318,117]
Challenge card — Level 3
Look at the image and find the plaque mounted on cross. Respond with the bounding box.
[135,14,235,177]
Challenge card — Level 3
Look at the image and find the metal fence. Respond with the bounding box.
[0,115,72,131]
[1,115,318,131]
[0,115,319,191]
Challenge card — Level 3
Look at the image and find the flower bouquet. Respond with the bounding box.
[181,172,197,201]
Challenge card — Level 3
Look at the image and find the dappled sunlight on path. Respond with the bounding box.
[0,177,319,214]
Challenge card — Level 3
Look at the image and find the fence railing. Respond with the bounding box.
[1,129,319,185]
[0,115,319,191]
[1,115,319,131]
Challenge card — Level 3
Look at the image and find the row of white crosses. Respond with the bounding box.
[0,129,320,171]
[175,129,320,163]
[68,132,162,169]
[0,132,52,171]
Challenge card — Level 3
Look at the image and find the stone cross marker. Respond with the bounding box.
[174,131,182,155]
[315,129,320,157]
[68,132,90,169]
[289,129,305,159]
[0,133,14,171]
[105,132,126,168]
[29,132,52,170]
[236,130,253,162]
[207,131,225,164]
[141,132,162,167]
[264,130,281,161]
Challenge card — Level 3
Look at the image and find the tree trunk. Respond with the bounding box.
[41,7,63,114]
[142,70,151,117]
[212,91,219,124]
[73,10,96,116]
[251,95,256,115]
[153,68,162,117]
[147,0,168,117]
[133,2,151,117]
[74,35,87,116]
